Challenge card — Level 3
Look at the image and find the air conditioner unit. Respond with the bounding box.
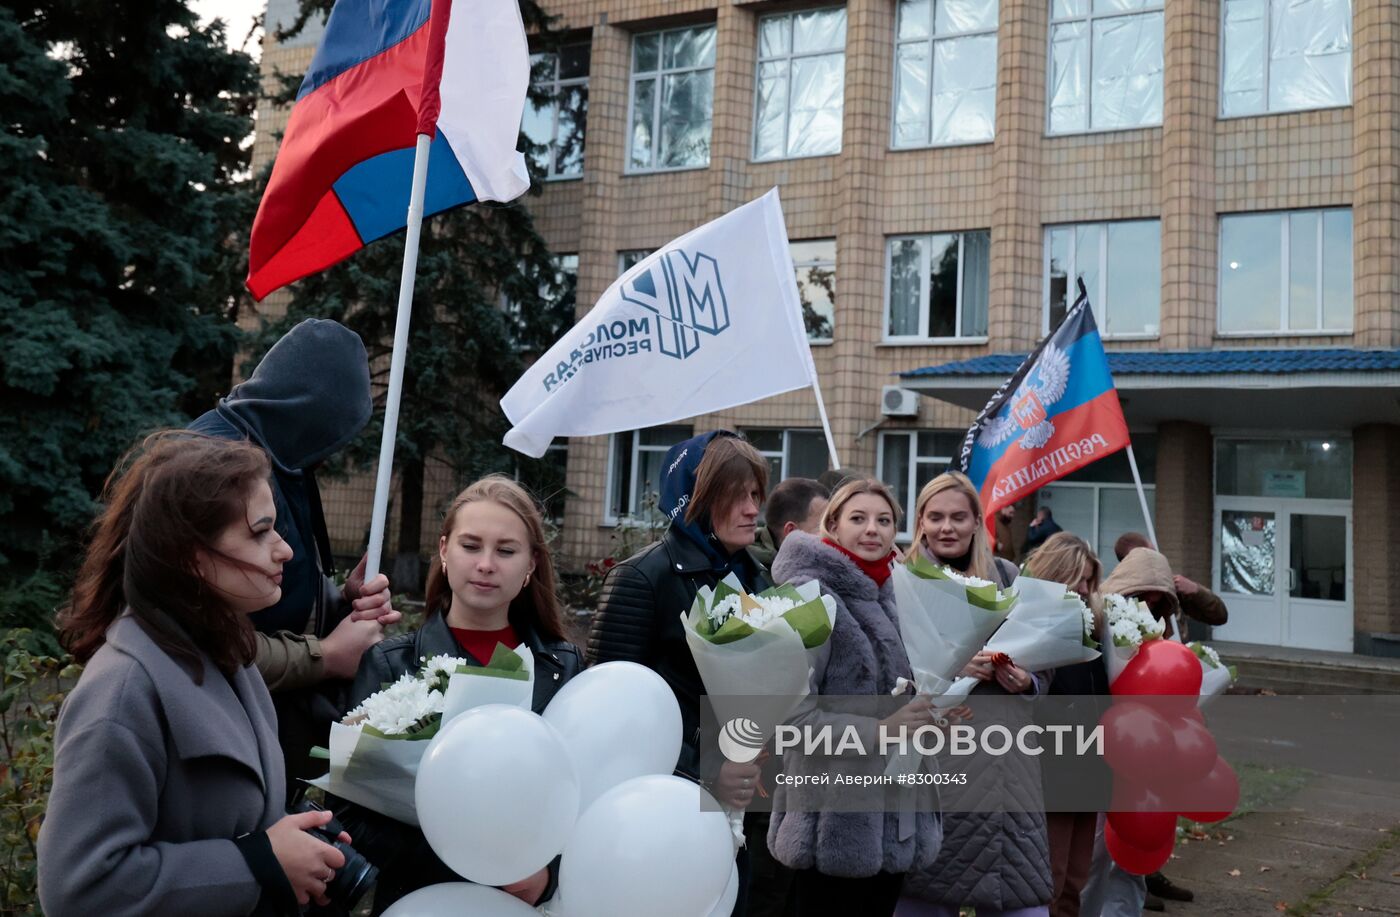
[881,385,920,417]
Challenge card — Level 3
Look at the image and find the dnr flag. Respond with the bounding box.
[956,282,1130,520]
[501,189,818,457]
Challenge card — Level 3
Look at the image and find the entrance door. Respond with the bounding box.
[1213,498,1352,652]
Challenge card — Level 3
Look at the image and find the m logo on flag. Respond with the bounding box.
[621,249,731,360]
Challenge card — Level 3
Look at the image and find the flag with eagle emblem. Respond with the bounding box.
[955,280,1130,525]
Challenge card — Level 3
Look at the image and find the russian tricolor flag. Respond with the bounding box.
[246,0,530,300]
[956,285,1131,521]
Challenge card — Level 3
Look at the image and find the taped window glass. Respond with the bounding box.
[893,0,996,147]
[1049,1,1162,134]
[895,43,932,146]
[630,26,716,171]
[1221,0,1351,116]
[932,34,997,144]
[754,8,846,160]
[1048,22,1088,132]
[1221,0,1266,116]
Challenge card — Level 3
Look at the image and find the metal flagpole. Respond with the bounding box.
[364,132,433,579]
[1125,443,1157,548]
[811,379,841,470]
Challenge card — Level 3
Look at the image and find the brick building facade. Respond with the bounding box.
[252,0,1400,656]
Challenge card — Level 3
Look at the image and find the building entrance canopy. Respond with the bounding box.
[899,349,1400,429]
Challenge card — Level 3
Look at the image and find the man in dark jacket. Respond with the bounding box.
[1025,506,1063,552]
[190,319,398,798]
[586,430,771,915]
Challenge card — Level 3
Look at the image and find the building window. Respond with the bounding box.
[618,249,653,275]
[893,0,997,147]
[744,429,831,486]
[523,43,589,179]
[1045,221,1160,337]
[628,26,716,173]
[503,253,578,350]
[754,8,847,161]
[1036,436,1156,574]
[877,431,963,539]
[1048,0,1163,135]
[792,239,836,343]
[1220,0,1352,118]
[1218,209,1353,335]
[885,231,991,341]
[606,425,693,522]
[514,442,569,523]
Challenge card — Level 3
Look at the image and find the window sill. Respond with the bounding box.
[1044,122,1163,139]
[751,150,840,164]
[542,173,584,183]
[809,338,834,347]
[1217,102,1351,122]
[1100,333,1161,342]
[879,337,989,347]
[623,163,710,177]
[889,137,994,153]
[1215,329,1354,339]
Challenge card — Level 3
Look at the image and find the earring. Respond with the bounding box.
[524,572,532,588]
[441,561,447,573]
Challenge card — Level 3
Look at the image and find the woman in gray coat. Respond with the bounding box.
[768,477,943,916]
[39,434,351,917]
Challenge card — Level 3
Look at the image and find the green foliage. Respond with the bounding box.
[0,0,259,586]
[0,628,79,915]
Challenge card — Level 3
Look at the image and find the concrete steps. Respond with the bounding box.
[1213,641,1400,694]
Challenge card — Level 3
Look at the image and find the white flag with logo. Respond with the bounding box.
[501,189,819,457]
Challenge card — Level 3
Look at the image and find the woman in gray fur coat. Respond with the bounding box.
[768,478,943,916]
[895,473,1052,917]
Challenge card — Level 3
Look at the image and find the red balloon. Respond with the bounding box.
[1106,821,1175,875]
[1171,715,1218,782]
[1110,779,1171,814]
[1179,706,1206,726]
[1108,809,1177,851]
[1112,640,1203,715]
[1100,700,1177,779]
[1181,756,1240,823]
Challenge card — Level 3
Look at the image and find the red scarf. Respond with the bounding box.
[823,538,898,587]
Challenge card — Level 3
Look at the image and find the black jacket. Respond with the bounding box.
[334,613,581,915]
[585,528,771,780]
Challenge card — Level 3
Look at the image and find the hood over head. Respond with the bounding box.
[1101,547,1180,621]
[658,430,750,573]
[219,319,371,472]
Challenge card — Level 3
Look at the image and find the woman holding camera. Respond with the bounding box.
[337,475,581,913]
[39,434,350,917]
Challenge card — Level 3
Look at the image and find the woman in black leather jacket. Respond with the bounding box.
[336,476,581,914]
[585,430,771,915]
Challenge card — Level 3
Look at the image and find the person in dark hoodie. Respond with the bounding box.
[586,430,771,914]
[189,319,397,798]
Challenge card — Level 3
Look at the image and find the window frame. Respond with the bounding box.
[1215,207,1354,337]
[1035,480,1157,573]
[792,238,837,345]
[625,25,717,175]
[1217,0,1354,120]
[603,426,693,524]
[1045,0,1165,137]
[882,231,991,344]
[528,43,590,180]
[890,0,999,150]
[1041,219,1161,340]
[753,7,848,162]
[875,430,959,541]
[743,428,830,482]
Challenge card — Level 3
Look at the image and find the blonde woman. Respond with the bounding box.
[1025,533,1106,917]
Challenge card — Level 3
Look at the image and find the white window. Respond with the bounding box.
[523,43,589,179]
[1218,209,1353,335]
[606,425,693,522]
[885,231,991,341]
[618,249,653,275]
[1048,0,1164,135]
[893,0,997,147]
[1220,0,1352,117]
[628,26,716,172]
[744,429,831,485]
[877,431,964,539]
[754,9,847,160]
[1045,221,1160,337]
[792,239,836,343]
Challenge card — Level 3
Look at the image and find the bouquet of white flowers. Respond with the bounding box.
[1102,593,1165,684]
[308,646,536,824]
[1188,640,1237,704]
[682,573,837,843]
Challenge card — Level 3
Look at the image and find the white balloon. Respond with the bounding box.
[542,661,683,814]
[381,882,539,917]
[415,704,579,886]
[558,775,734,917]
[706,862,740,917]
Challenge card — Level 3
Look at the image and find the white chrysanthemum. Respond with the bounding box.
[936,566,995,590]
[344,670,446,735]
[1064,591,1096,642]
[1104,593,1161,648]
[1189,641,1223,669]
[734,594,800,629]
[707,594,743,627]
[420,654,470,688]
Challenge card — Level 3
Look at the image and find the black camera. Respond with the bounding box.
[294,800,379,910]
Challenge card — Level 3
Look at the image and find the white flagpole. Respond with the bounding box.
[364,132,433,580]
[1126,443,1157,548]
[812,379,841,470]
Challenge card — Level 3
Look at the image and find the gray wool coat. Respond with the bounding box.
[38,614,287,917]
[766,532,943,879]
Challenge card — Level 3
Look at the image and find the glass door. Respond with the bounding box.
[1283,507,1351,652]
[1214,503,1281,646]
